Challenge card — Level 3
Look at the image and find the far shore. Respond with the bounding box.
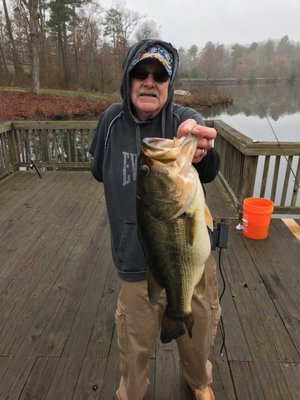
[0,87,233,121]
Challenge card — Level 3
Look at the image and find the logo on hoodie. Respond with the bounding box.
[122,151,138,186]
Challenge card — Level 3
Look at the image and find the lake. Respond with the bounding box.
[200,83,300,214]
[201,82,300,142]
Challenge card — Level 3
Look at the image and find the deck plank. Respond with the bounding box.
[0,174,103,356]
[18,358,60,400]
[230,360,296,400]
[240,222,300,354]
[44,236,112,399]
[0,171,299,400]
[279,362,300,399]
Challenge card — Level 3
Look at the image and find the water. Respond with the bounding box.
[202,83,300,142]
[201,83,300,217]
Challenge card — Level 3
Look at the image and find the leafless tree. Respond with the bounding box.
[28,0,40,93]
[134,19,160,42]
[2,0,23,76]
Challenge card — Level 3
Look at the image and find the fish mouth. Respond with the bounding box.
[142,137,179,162]
[142,135,196,158]
[142,135,196,164]
[143,137,173,148]
[143,135,194,147]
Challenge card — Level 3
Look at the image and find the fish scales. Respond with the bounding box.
[136,134,212,343]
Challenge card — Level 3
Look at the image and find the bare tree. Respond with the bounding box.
[0,11,10,78]
[28,0,40,93]
[199,42,216,80]
[104,0,144,47]
[2,0,23,76]
[135,19,160,41]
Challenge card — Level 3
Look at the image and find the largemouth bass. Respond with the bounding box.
[136,134,213,343]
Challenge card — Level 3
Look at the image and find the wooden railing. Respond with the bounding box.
[0,121,96,179]
[0,122,17,178]
[1,120,299,215]
[207,120,300,215]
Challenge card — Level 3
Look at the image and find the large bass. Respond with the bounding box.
[136,134,213,343]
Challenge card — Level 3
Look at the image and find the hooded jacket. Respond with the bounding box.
[89,39,220,281]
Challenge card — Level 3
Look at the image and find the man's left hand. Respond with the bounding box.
[177,119,217,163]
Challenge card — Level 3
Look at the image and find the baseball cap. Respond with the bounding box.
[131,44,173,76]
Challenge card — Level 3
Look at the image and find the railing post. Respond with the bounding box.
[40,129,50,162]
[8,124,20,171]
[238,155,258,213]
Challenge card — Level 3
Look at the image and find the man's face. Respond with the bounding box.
[130,60,170,121]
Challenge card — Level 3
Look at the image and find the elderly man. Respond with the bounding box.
[90,39,220,400]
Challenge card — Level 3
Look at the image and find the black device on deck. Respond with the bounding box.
[210,218,229,250]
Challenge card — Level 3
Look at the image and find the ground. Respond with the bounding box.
[0,90,112,121]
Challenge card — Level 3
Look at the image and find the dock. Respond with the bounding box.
[0,170,299,400]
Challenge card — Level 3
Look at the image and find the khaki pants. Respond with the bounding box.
[115,255,221,400]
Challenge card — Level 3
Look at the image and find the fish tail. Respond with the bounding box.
[160,313,194,343]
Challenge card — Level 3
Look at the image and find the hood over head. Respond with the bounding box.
[120,39,179,122]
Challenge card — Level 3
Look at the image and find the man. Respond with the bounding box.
[89,39,221,400]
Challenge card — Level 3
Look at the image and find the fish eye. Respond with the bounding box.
[139,164,150,177]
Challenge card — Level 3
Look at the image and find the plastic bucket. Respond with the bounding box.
[242,197,274,239]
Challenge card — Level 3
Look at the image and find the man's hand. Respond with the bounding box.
[177,119,217,163]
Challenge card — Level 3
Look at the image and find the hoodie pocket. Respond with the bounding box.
[116,220,144,270]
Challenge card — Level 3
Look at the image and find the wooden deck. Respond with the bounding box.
[0,171,299,400]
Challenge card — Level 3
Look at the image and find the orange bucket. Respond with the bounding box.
[242,197,274,239]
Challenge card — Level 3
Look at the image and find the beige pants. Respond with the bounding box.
[115,255,221,400]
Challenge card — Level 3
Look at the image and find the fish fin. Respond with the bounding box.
[183,314,194,339]
[184,212,197,246]
[147,269,163,305]
[205,205,214,231]
[160,313,194,343]
[194,270,206,297]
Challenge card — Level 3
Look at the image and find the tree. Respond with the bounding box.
[188,44,198,61]
[262,39,275,62]
[103,8,122,48]
[0,10,10,79]
[102,0,144,87]
[199,42,216,80]
[74,2,102,89]
[277,35,291,58]
[213,44,230,78]
[103,0,143,47]
[230,43,247,75]
[47,0,76,86]
[28,0,40,93]
[134,19,160,41]
[2,0,23,76]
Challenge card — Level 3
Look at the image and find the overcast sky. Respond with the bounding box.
[99,0,300,49]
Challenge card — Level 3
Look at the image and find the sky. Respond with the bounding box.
[99,0,300,49]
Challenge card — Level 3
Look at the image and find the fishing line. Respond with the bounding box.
[210,218,230,355]
[253,88,300,189]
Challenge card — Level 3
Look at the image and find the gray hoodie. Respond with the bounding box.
[89,39,220,281]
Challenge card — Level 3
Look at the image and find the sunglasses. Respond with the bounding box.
[131,67,170,83]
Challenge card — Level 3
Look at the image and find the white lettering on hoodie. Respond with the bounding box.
[122,151,138,186]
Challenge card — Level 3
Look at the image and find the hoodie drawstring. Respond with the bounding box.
[135,125,141,156]
[135,108,166,156]
[161,108,166,138]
